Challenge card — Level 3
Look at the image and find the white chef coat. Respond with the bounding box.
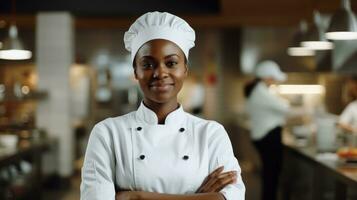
[80,102,245,200]
[339,100,357,130]
[246,82,289,140]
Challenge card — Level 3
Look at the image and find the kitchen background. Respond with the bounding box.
[0,0,357,199]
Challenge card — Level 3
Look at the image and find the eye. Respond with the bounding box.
[166,61,178,68]
[141,62,155,69]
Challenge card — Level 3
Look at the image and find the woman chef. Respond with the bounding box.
[244,61,289,200]
[80,12,245,200]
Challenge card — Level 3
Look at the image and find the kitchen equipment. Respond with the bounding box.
[316,116,337,152]
[0,134,18,149]
[292,124,313,147]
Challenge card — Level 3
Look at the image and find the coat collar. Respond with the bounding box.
[135,102,186,125]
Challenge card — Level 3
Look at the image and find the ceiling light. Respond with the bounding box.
[325,0,357,40]
[287,21,316,56]
[287,47,315,56]
[0,24,32,60]
[301,11,334,50]
[276,84,325,94]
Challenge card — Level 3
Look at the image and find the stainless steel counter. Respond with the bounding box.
[283,141,357,200]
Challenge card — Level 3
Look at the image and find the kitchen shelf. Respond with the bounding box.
[0,91,48,103]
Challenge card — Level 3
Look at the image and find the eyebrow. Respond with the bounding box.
[164,54,180,59]
[139,54,180,61]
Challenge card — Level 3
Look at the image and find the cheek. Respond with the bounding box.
[135,69,151,82]
[138,79,149,91]
[135,68,143,79]
[174,72,187,89]
[135,73,150,91]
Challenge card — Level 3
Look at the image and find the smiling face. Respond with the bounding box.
[134,39,188,105]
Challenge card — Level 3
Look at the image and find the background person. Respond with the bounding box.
[338,76,357,134]
[244,60,289,200]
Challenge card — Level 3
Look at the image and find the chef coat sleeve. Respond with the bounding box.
[208,122,246,200]
[262,91,290,115]
[80,124,116,200]
[339,102,354,125]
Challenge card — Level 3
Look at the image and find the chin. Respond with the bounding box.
[148,94,177,104]
[152,97,174,104]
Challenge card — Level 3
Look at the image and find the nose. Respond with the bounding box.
[153,63,168,79]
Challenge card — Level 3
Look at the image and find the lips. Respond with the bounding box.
[149,82,174,92]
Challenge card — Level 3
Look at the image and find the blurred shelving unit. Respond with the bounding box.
[0,136,54,199]
[0,63,51,199]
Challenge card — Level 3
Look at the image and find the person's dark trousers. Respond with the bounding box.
[253,126,283,200]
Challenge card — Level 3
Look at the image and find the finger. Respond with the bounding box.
[217,171,237,179]
[204,171,237,192]
[212,166,225,174]
[207,166,225,179]
[197,166,225,193]
[199,170,236,193]
[212,175,237,192]
[211,172,237,192]
[212,171,237,188]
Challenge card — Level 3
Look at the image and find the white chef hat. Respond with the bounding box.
[124,11,196,63]
[255,60,287,82]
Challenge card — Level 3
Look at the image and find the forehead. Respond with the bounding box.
[136,39,184,58]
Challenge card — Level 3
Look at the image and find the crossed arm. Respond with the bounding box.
[82,124,245,200]
[337,122,357,133]
[116,166,237,200]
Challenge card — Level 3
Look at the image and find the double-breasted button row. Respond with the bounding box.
[136,127,185,133]
[138,155,189,160]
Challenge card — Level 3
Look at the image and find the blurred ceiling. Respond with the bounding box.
[0,0,219,16]
[0,0,356,28]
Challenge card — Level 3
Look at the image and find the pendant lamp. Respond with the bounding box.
[0,0,32,60]
[287,21,315,56]
[0,24,32,60]
[301,11,334,50]
[325,0,357,40]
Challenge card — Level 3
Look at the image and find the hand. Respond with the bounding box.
[196,166,237,193]
[116,191,130,200]
[116,191,140,200]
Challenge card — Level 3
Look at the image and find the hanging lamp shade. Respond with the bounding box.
[287,21,315,56]
[0,24,32,60]
[301,11,334,50]
[325,0,357,40]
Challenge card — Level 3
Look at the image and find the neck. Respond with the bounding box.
[143,98,179,124]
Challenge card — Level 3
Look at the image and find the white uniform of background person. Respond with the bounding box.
[339,77,357,133]
[339,100,357,132]
[80,12,245,200]
[247,81,289,141]
[245,61,289,200]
